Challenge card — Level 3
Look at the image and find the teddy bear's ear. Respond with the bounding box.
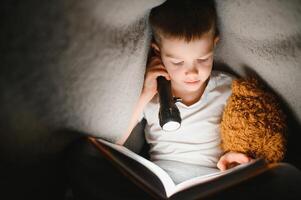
[231,77,264,97]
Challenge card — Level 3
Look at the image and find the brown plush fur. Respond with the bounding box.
[220,77,287,163]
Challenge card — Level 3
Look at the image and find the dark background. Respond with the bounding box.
[0,1,82,199]
[1,0,300,200]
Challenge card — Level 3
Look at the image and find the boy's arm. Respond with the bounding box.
[116,56,170,145]
[116,92,153,145]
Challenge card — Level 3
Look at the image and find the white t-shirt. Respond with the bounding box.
[140,70,234,183]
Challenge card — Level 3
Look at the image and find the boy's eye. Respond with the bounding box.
[197,57,210,63]
[172,61,184,66]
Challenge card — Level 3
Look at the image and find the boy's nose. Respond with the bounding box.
[185,66,198,75]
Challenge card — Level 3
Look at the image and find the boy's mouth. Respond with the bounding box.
[184,80,200,84]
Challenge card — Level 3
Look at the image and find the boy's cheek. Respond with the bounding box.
[165,69,180,79]
[162,63,175,74]
[161,58,169,68]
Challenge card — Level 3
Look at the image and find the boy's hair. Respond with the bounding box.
[149,0,219,44]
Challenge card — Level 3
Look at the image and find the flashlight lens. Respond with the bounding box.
[162,121,181,131]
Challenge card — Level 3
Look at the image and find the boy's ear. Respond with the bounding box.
[214,36,220,47]
[151,42,161,55]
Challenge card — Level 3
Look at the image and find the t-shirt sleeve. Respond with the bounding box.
[139,95,158,124]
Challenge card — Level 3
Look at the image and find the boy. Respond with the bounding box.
[118,0,252,184]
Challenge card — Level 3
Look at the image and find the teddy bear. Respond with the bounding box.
[220,77,287,163]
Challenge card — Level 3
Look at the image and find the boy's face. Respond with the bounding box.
[152,31,218,94]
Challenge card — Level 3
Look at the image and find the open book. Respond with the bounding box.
[88,137,269,199]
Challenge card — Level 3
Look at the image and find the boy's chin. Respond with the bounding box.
[183,83,203,92]
[172,81,203,92]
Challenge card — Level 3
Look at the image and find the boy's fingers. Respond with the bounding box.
[232,153,251,163]
[148,65,166,71]
[226,152,250,163]
[149,69,170,80]
[154,73,171,81]
[149,57,163,66]
[217,152,252,171]
[217,157,227,171]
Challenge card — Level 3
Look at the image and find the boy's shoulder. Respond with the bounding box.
[210,70,236,87]
[205,70,236,94]
[211,70,236,80]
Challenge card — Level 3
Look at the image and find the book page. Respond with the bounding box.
[95,138,178,197]
[169,158,266,197]
[93,138,266,199]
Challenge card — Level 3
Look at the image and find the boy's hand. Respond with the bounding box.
[142,56,170,100]
[217,152,253,171]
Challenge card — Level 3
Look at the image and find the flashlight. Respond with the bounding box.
[157,76,182,131]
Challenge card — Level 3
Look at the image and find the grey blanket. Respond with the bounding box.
[0,0,300,160]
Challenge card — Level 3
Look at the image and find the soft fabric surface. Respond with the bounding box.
[0,0,300,161]
[89,0,301,144]
[72,0,301,143]
[221,78,286,163]
[215,0,301,125]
